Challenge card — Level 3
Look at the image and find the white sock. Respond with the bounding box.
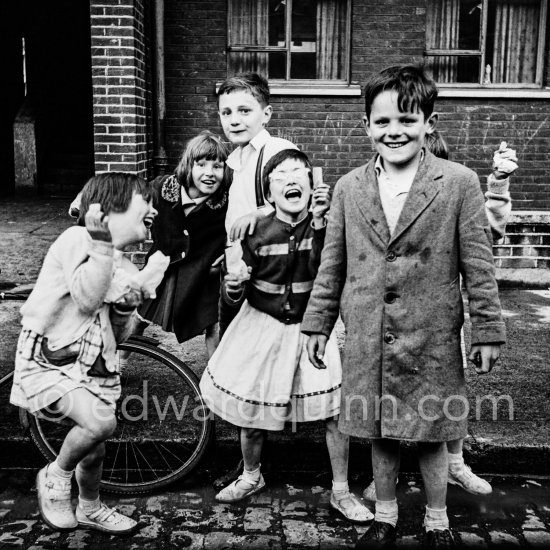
[48,460,74,481]
[242,464,261,484]
[332,480,349,496]
[448,451,465,472]
[424,506,449,531]
[375,499,398,527]
[79,496,101,515]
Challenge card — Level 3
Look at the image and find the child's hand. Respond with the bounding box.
[492,142,518,180]
[230,211,264,242]
[133,251,170,300]
[211,254,224,268]
[311,183,331,219]
[307,334,328,370]
[85,203,112,242]
[469,344,501,374]
[115,287,143,311]
[224,272,248,295]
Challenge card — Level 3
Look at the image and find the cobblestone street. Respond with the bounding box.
[1,470,549,548]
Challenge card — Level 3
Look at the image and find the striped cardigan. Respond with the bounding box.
[238,212,326,324]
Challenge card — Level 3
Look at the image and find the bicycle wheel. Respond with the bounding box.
[26,337,213,494]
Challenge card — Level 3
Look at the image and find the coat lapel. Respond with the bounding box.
[389,151,444,245]
[355,160,391,245]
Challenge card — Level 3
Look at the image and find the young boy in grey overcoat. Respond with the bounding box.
[302,65,506,549]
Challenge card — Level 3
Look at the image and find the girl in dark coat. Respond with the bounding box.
[139,131,231,357]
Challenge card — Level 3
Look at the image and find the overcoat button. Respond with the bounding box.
[181,251,186,259]
[384,291,398,304]
[384,332,396,344]
[386,251,397,262]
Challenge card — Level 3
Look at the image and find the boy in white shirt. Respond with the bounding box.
[217,73,298,334]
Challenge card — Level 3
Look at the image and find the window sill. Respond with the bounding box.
[438,88,550,99]
[215,82,362,97]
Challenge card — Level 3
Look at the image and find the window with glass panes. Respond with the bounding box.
[425,0,548,87]
[227,0,351,82]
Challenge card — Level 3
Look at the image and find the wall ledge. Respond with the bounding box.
[509,211,550,224]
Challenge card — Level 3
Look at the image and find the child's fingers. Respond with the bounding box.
[229,222,242,242]
[88,203,102,214]
[248,216,257,235]
[495,159,518,175]
[118,288,143,309]
[307,335,327,369]
[314,183,330,191]
[211,254,224,267]
[313,186,330,197]
[469,346,499,374]
[496,149,518,162]
[225,281,242,291]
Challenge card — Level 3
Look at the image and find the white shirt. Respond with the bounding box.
[375,151,424,235]
[225,129,298,236]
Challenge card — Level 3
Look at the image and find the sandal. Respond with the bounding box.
[330,491,374,524]
[215,474,266,503]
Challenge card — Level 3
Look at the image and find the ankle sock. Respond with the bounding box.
[242,464,261,484]
[48,460,74,481]
[332,480,349,497]
[78,496,101,515]
[424,505,449,531]
[448,451,465,473]
[375,498,398,527]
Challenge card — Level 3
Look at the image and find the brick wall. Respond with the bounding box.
[493,212,550,269]
[163,0,550,211]
[90,0,152,176]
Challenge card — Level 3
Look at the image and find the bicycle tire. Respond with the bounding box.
[26,338,213,495]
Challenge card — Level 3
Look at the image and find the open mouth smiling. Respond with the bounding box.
[284,188,302,201]
[385,142,408,149]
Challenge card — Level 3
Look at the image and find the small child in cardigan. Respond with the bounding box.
[200,149,372,523]
[11,173,158,535]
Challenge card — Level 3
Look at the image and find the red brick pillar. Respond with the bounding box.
[90,0,151,176]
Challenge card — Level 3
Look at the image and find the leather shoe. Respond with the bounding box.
[421,528,455,549]
[355,520,397,549]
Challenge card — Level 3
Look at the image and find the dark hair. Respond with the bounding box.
[217,72,270,107]
[425,130,449,160]
[364,64,438,120]
[262,149,312,202]
[175,131,231,199]
[77,172,151,226]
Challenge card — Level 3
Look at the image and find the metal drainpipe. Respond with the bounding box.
[153,0,168,176]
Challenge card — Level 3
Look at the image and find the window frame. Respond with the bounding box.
[424,0,548,89]
[227,0,354,86]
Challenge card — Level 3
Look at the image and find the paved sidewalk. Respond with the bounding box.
[1,470,550,549]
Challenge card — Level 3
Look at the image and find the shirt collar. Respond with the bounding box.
[226,128,270,170]
[374,148,425,177]
[180,185,208,207]
[249,128,270,151]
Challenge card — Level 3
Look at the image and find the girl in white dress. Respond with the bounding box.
[200,149,372,523]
